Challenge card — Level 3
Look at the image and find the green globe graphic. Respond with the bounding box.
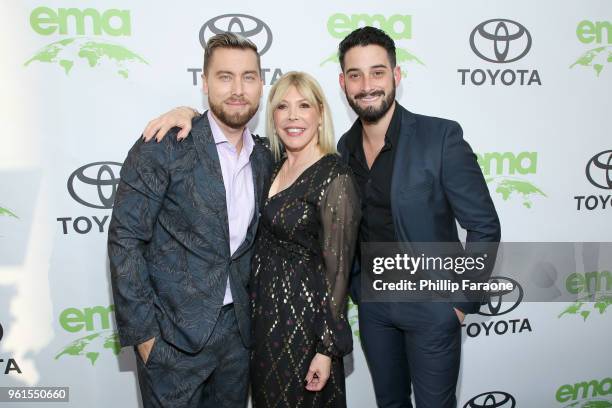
[55,330,121,365]
[563,400,612,407]
[24,37,148,78]
[570,46,612,77]
[485,177,546,209]
[0,206,18,218]
[558,294,611,322]
[320,47,424,77]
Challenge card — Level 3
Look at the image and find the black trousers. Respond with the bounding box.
[135,305,249,408]
[358,302,462,408]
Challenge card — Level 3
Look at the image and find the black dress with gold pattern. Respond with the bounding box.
[250,154,361,407]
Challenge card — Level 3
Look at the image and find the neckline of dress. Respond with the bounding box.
[267,153,334,201]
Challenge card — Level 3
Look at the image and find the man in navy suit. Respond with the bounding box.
[141,26,500,408]
[335,27,500,408]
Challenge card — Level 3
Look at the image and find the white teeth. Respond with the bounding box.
[286,128,305,134]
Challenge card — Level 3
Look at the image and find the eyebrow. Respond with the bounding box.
[345,64,389,74]
[214,70,260,76]
[279,98,310,103]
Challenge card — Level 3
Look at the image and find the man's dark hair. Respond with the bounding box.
[338,26,396,71]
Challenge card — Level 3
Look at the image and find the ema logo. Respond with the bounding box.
[57,161,121,235]
[559,270,611,322]
[463,391,516,408]
[556,377,612,407]
[321,13,425,77]
[24,7,148,78]
[477,152,546,209]
[459,19,541,86]
[571,20,612,77]
[55,305,120,366]
[574,150,612,211]
[188,14,283,86]
[463,276,532,338]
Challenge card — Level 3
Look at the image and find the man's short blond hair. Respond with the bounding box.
[203,32,260,74]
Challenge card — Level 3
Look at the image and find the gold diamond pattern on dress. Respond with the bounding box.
[250,154,361,407]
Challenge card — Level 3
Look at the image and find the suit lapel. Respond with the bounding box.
[190,114,230,244]
[390,104,417,241]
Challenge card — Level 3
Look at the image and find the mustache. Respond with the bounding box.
[354,90,385,100]
[225,97,249,104]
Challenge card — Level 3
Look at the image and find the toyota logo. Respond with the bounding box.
[470,19,532,63]
[199,14,273,56]
[464,391,516,408]
[67,162,122,209]
[477,276,523,316]
[586,150,612,190]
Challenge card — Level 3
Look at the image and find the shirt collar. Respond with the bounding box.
[207,110,254,155]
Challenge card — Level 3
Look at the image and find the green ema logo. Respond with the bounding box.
[570,20,612,77]
[559,270,612,322]
[55,305,120,366]
[321,13,424,76]
[24,7,148,78]
[556,377,612,407]
[476,152,546,209]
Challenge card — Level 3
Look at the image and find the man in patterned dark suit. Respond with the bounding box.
[108,32,272,407]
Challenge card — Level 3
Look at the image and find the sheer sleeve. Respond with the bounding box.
[316,172,361,357]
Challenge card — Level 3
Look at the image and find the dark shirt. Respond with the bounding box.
[344,103,402,243]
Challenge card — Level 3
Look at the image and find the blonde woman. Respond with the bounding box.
[248,71,360,407]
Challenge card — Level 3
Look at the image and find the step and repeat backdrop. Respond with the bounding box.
[1,1,611,407]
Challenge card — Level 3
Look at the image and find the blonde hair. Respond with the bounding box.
[266,71,336,161]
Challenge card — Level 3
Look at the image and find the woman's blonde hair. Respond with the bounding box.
[266,71,336,160]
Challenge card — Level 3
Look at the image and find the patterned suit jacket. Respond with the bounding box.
[108,113,273,353]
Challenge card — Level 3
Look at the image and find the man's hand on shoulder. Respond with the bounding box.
[143,106,200,143]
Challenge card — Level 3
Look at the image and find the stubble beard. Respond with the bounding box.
[345,86,396,124]
[209,98,259,129]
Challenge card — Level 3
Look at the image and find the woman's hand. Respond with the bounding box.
[143,106,199,142]
[305,353,332,392]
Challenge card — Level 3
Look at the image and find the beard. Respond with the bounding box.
[209,98,259,129]
[345,86,395,124]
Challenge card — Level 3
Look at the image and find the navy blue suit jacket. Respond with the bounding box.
[338,103,500,314]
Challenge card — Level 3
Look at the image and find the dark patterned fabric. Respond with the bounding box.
[108,114,272,353]
[135,305,249,408]
[250,154,361,408]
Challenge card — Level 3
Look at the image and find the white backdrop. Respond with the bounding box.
[1,1,611,407]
